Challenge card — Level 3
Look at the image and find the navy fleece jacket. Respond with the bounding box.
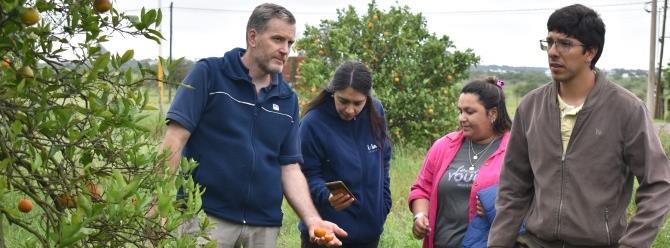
[298,96,392,244]
[167,48,302,226]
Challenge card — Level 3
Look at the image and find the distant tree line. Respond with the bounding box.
[469,66,648,101]
[140,57,650,108]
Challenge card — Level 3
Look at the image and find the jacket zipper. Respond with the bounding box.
[604,208,612,245]
[555,95,568,240]
[555,154,565,239]
[242,93,260,224]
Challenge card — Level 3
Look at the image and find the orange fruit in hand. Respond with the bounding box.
[18,198,33,213]
[324,234,334,242]
[314,227,326,238]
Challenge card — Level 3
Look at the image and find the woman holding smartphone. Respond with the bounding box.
[298,61,392,248]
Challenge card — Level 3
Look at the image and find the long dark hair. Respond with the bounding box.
[303,61,387,148]
[461,77,512,134]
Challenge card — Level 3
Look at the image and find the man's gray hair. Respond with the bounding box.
[246,3,296,34]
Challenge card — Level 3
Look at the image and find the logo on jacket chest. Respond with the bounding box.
[366,143,378,152]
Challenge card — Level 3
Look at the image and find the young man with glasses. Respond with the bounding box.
[489,4,670,248]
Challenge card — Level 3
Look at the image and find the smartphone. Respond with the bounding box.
[325,181,356,202]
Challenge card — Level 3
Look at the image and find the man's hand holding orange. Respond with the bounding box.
[308,218,348,247]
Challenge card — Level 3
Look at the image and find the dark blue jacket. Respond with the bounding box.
[462,185,525,248]
[167,48,302,226]
[298,96,392,244]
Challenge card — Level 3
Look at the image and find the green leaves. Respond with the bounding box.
[119,49,134,65]
[0,1,206,247]
[128,8,164,44]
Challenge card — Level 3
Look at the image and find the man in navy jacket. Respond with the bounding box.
[160,3,345,247]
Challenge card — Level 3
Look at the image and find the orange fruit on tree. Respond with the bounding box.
[18,66,34,79]
[18,198,33,213]
[314,227,326,238]
[86,181,103,201]
[94,0,112,13]
[20,8,40,26]
[57,194,77,208]
[1,59,10,69]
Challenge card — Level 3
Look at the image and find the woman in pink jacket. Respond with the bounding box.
[408,77,512,248]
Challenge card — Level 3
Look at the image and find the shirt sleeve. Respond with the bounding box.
[166,60,211,132]
[407,140,440,209]
[278,95,303,165]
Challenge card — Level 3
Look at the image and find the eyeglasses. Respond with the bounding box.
[539,39,586,53]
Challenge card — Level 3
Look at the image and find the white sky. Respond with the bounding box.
[107,0,663,70]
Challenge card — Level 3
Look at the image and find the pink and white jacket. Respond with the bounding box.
[408,130,510,248]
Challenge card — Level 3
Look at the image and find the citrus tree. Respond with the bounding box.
[0,0,205,247]
[294,1,479,147]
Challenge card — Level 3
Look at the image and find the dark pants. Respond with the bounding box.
[300,233,379,248]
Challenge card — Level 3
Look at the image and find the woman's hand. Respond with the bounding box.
[476,198,485,217]
[412,213,430,239]
[328,193,355,211]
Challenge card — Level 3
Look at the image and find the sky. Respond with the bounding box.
[107,0,663,70]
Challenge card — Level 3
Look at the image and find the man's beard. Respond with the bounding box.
[256,55,282,74]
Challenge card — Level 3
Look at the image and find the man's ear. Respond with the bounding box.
[247,29,258,48]
[586,47,598,64]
